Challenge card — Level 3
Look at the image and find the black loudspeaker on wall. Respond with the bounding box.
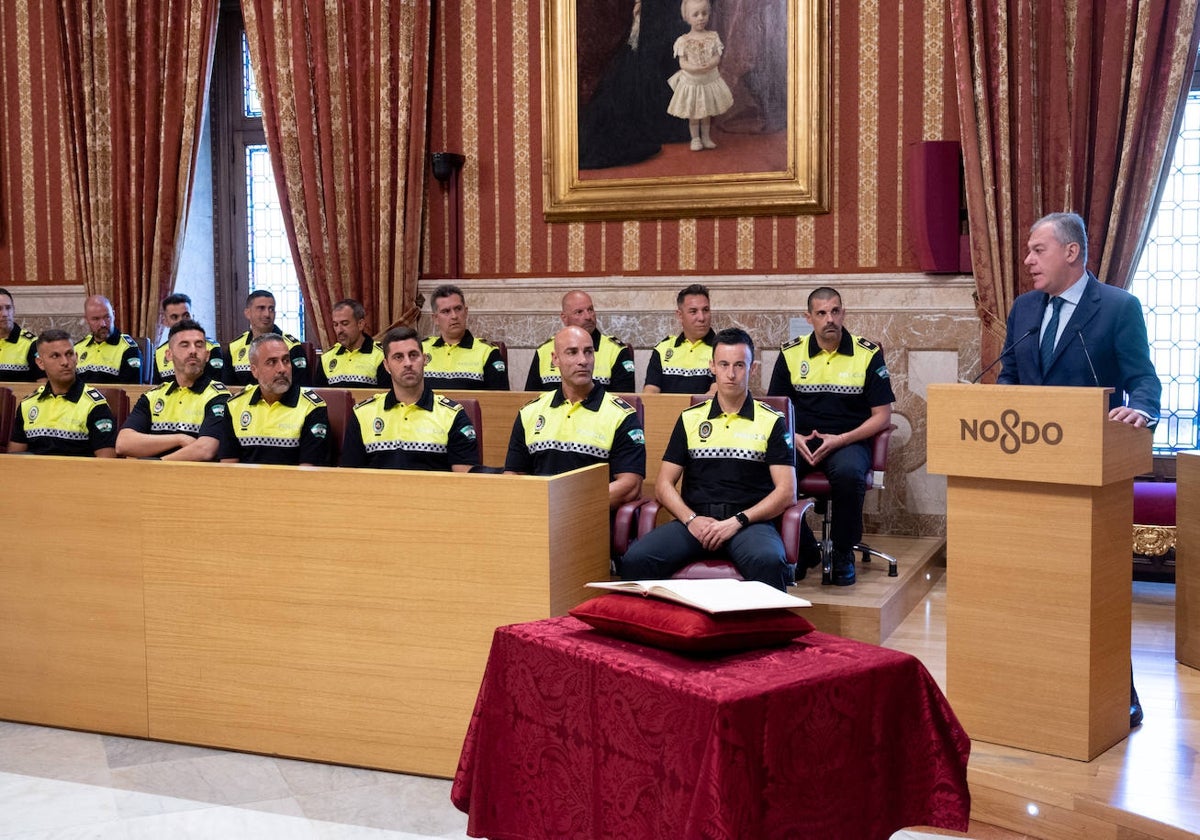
[905,140,972,274]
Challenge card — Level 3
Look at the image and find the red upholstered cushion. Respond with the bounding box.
[569,594,815,653]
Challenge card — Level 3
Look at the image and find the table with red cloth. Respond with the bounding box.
[451,616,971,840]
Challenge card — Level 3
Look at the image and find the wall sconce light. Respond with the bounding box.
[430,153,467,278]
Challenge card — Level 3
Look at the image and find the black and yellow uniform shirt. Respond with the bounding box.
[342,385,480,470]
[218,381,331,465]
[223,327,309,387]
[664,394,793,511]
[154,339,226,384]
[644,329,717,394]
[124,375,230,448]
[505,385,645,479]
[317,335,387,387]
[11,378,117,456]
[768,330,895,435]
[422,331,508,391]
[523,330,635,392]
[74,332,143,384]
[0,324,38,381]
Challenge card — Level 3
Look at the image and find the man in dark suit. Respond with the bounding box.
[998,211,1161,729]
[998,212,1160,427]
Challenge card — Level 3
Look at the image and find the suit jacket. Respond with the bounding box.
[996,273,1160,420]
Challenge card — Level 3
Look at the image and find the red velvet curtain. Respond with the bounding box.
[57,0,219,338]
[951,1,1200,370]
[241,0,433,348]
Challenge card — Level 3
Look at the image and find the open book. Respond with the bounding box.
[586,578,812,614]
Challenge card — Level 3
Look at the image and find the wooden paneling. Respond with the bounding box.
[0,456,609,778]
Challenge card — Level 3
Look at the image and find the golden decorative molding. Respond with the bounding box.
[1133,525,1176,558]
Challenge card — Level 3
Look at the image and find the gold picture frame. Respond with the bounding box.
[541,0,829,222]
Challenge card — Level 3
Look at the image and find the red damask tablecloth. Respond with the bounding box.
[451,616,970,840]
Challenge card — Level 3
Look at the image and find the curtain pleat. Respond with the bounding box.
[57,0,219,339]
[951,0,1200,373]
[241,0,432,349]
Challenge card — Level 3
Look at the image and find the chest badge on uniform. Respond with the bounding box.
[424,352,432,363]
[698,420,712,440]
[534,414,546,433]
[799,361,810,377]
[27,406,39,422]
[153,398,165,414]
[240,410,252,429]
[664,348,674,361]
[329,358,338,371]
[373,417,385,435]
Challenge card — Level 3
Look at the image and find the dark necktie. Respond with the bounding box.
[1040,297,1064,375]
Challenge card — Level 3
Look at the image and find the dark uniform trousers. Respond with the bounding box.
[620,516,791,592]
[797,441,871,551]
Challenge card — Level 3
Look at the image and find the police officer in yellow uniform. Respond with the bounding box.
[152,293,225,384]
[316,299,387,387]
[768,287,895,586]
[0,288,38,382]
[218,334,330,465]
[506,325,645,509]
[116,319,229,461]
[421,284,508,391]
[74,295,143,384]
[342,326,479,471]
[524,290,634,393]
[620,328,797,590]
[643,283,717,394]
[223,290,309,387]
[8,329,117,457]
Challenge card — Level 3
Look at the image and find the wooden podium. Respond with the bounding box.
[927,384,1152,761]
[1178,452,1200,670]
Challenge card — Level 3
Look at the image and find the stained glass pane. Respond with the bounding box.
[242,34,262,118]
[1129,89,1200,452]
[245,145,303,340]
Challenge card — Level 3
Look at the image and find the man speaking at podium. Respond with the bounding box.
[997,211,1161,728]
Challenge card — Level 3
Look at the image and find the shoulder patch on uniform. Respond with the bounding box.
[781,335,806,351]
[855,335,880,352]
[122,334,138,347]
[302,389,325,405]
[86,388,105,401]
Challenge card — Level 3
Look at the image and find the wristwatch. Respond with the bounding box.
[734,511,750,529]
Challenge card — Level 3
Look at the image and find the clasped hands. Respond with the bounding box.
[685,515,743,551]
[796,430,842,466]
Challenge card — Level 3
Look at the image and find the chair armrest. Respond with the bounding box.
[612,497,653,557]
[780,499,815,567]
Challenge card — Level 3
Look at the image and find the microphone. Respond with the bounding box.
[971,326,1038,384]
[1076,330,1100,387]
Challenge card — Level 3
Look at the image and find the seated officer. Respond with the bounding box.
[342,326,480,471]
[506,325,645,509]
[8,329,117,457]
[116,319,230,461]
[218,334,330,466]
[153,293,225,384]
[767,287,895,586]
[524,290,635,393]
[643,283,717,394]
[74,294,143,384]
[224,290,309,387]
[0,287,39,381]
[620,328,796,591]
[316,298,387,387]
[421,284,508,391]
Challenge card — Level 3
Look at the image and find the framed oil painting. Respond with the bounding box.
[541,0,828,221]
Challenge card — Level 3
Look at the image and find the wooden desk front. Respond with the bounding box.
[0,456,609,777]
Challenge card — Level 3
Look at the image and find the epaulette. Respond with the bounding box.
[682,399,711,414]
[854,335,881,352]
[283,332,302,344]
[155,339,168,351]
[86,388,106,401]
[122,334,138,347]
[610,394,636,413]
[757,400,785,419]
[21,386,45,402]
[353,393,381,409]
[536,336,555,350]
[437,394,461,409]
[209,381,229,393]
[781,335,806,351]
[520,393,545,409]
[302,388,325,405]
[20,329,35,340]
[603,333,627,347]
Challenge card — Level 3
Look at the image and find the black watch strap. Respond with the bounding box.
[735,511,750,528]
